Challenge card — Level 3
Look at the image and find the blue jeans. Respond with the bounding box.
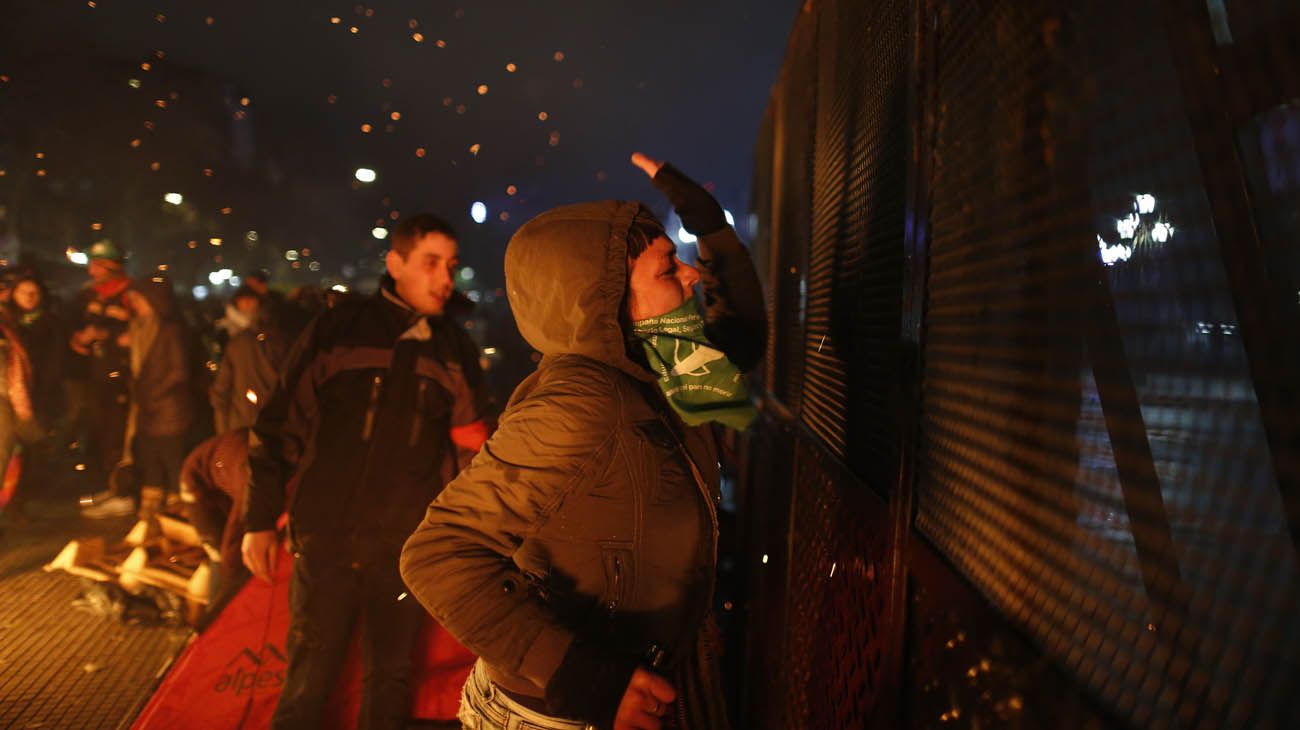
[458,659,595,730]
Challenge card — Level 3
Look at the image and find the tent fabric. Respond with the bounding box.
[132,546,474,729]
[0,451,21,511]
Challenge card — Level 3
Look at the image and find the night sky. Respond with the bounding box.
[0,1,796,290]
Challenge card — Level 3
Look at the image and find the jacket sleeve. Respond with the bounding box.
[448,327,493,459]
[696,226,768,372]
[244,315,323,533]
[209,339,235,434]
[400,363,618,699]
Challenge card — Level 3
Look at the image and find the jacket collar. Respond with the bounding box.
[378,275,436,342]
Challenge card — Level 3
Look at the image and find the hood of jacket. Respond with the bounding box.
[505,200,662,383]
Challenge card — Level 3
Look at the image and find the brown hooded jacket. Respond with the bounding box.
[400,199,764,729]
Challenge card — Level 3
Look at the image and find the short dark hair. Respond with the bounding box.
[391,213,457,259]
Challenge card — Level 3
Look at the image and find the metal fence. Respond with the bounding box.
[738,1,1300,727]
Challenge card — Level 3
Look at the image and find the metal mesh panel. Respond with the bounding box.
[906,537,1116,729]
[801,0,908,490]
[735,417,799,730]
[767,9,816,410]
[745,0,1300,727]
[752,105,777,397]
[781,436,893,728]
[0,571,191,729]
[915,1,1300,727]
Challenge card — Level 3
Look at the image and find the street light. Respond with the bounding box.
[470,202,487,224]
[355,167,377,183]
[372,227,388,240]
[164,192,184,205]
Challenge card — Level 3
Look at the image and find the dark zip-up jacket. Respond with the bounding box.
[245,281,488,563]
[400,201,766,730]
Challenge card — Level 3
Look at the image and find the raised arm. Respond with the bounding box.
[632,153,767,371]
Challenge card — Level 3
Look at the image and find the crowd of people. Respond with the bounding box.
[2,154,766,730]
[0,239,316,531]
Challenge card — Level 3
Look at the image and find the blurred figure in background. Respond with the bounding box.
[214,284,258,342]
[71,240,133,514]
[126,278,194,512]
[2,270,65,522]
[179,427,253,610]
[286,284,328,318]
[9,272,66,432]
[209,285,292,434]
[0,316,35,524]
[85,277,193,517]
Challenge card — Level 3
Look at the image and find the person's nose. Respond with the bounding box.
[678,261,701,292]
[437,264,456,289]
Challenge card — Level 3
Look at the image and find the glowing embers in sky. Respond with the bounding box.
[1097,193,1175,266]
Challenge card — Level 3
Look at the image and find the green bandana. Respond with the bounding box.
[632,298,757,430]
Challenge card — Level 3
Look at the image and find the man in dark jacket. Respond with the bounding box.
[242,213,490,730]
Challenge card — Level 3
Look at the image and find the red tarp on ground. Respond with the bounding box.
[0,452,22,511]
[132,546,474,729]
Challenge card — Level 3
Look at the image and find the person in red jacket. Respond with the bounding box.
[0,318,35,521]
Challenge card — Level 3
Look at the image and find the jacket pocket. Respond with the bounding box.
[361,374,383,441]
[599,544,635,615]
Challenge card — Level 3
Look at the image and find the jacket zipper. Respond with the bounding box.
[607,553,623,615]
[408,379,428,446]
[361,374,382,441]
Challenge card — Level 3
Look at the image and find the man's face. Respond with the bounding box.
[627,236,700,322]
[386,232,459,316]
[233,295,260,317]
[87,259,116,283]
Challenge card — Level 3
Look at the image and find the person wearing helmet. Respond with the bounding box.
[75,240,137,518]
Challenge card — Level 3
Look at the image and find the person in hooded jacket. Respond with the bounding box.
[209,285,293,433]
[399,154,767,730]
[117,277,194,513]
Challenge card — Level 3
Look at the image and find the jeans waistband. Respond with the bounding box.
[461,659,594,730]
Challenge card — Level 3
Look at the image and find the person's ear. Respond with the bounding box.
[385,249,403,279]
